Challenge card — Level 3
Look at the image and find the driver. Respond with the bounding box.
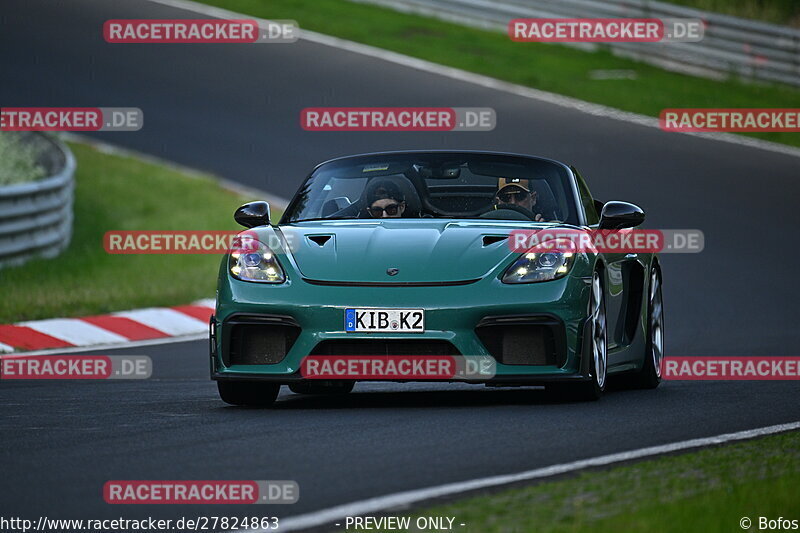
[363,179,407,218]
[494,178,545,222]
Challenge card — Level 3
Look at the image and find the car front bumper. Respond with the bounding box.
[212,272,594,384]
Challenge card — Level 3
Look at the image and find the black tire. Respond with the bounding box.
[630,267,664,389]
[289,381,355,395]
[217,381,280,407]
[547,270,607,401]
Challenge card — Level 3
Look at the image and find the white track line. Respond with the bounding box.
[6,333,208,357]
[17,318,129,345]
[144,0,800,160]
[1,300,214,355]
[114,308,207,336]
[193,298,216,309]
[270,421,800,532]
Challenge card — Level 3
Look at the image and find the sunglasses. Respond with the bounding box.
[368,203,402,217]
[498,190,531,203]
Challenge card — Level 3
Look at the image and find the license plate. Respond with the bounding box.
[345,308,425,333]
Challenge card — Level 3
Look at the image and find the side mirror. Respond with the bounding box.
[234,201,271,228]
[598,201,645,229]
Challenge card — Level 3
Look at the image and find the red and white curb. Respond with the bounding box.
[0,299,215,353]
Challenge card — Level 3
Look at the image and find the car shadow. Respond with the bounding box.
[248,385,622,410]
[209,376,669,411]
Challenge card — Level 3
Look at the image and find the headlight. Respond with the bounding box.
[229,239,285,283]
[502,250,575,284]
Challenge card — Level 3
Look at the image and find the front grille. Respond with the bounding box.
[227,322,300,366]
[475,321,559,366]
[310,339,460,356]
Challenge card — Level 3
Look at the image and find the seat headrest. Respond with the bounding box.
[532,180,560,220]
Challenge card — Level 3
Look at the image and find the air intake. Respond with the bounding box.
[226,322,300,366]
[482,235,508,246]
[308,235,332,247]
[475,316,566,367]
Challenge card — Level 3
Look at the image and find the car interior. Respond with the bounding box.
[298,158,572,223]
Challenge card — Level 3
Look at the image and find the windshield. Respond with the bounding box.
[281,152,580,225]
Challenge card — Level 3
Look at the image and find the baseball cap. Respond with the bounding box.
[497,178,530,193]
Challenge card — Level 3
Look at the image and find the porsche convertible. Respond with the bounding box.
[210,151,664,405]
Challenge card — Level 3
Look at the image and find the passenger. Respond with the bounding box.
[364,180,407,218]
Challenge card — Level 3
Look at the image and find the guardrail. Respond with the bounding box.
[0,133,76,269]
[355,0,800,87]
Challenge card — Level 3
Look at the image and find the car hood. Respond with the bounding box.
[272,220,552,283]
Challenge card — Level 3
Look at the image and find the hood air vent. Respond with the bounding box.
[307,235,333,247]
[482,235,508,247]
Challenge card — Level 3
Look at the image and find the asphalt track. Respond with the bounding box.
[2,0,800,526]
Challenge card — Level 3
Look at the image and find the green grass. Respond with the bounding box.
[196,0,800,147]
[396,430,800,533]
[0,142,269,324]
[668,0,800,26]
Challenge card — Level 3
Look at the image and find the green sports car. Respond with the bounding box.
[210,151,664,406]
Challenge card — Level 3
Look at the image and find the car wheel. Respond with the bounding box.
[289,381,355,395]
[217,381,280,407]
[548,270,607,401]
[631,267,664,389]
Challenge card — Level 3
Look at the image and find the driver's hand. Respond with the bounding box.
[534,213,544,222]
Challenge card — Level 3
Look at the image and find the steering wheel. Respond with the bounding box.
[478,203,541,222]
